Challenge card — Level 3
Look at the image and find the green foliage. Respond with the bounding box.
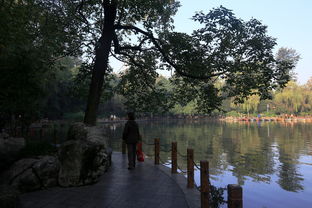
[171,101,197,115]
[231,94,260,114]
[210,185,226,208]
[276,47,300,81]
[222,77,312,115]
[117,67,174,113]
[159,6,293,110]
[118,6,295,115]
[226,111,241,117]
[42,57,85,119]
[0,0,84,128]
[262,111,277,117]
[273,80,312,114]
[0,0,300,123]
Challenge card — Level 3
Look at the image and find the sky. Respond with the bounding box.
[173,0,312,84]
[112,0,312,84]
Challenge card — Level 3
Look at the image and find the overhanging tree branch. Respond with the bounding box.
[76,0,89,25]
[112,32,149,53]
[114,24,226,80]
[110,51,166,107]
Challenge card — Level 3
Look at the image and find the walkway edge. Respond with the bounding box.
[145,158,200,208]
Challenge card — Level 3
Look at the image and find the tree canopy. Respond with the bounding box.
[0,0,298,127]
[117,6,294,114]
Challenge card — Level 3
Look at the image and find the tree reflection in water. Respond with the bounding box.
[105,120,312,206]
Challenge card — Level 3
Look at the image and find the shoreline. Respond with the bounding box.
[221,116,312,123]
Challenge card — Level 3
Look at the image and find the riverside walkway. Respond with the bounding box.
[18,152,200,208]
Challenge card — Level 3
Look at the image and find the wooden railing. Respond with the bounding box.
[123,138,243,208]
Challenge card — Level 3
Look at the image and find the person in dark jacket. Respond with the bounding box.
[122,112,141,170]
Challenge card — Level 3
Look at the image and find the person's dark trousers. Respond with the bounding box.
[127,143,137,168]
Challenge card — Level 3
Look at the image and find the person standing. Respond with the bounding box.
[122,112,141,170]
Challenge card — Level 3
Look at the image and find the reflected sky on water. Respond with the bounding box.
[105,120,312,208]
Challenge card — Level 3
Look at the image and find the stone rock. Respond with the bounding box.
[12,168,41,192]
[0,185,19,208]
[67,122,87,141]
[0,137,25,171]
[33,156,60,188]
[2,156,59,193]
[58,123,111,187]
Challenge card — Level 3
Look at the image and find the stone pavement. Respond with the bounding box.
[18,152,200,208]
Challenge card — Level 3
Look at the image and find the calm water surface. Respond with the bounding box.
[106,119,312,208]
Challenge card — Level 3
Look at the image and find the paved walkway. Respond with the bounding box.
[18,152,200,208]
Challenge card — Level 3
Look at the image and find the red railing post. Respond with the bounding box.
[155,138,160,165]
[187,148,194,188]
[171,142,177,173]
[227,184,243,208]
[200,160,210,208]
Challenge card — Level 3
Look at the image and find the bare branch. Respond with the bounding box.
[112,31,150,53]
[76,0,89,25]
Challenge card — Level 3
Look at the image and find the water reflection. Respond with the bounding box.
[106,120,312,207]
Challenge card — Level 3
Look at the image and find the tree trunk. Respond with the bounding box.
[84,5,117,126]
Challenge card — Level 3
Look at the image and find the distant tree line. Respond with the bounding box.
[224,79,312,116]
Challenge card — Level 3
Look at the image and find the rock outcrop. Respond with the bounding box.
[2,156,59,192]
[58,123,111,187]
[0,122,112,194]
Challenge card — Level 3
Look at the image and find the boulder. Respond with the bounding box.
[0,136,25,171]
[58,123,111,187]
[67,122,87,141]
[2,156,59,192]
[33,156,60,188]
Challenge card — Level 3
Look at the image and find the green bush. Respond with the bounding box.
[261,111,277,117]
[299,112,312,116]
[225,111,241,117]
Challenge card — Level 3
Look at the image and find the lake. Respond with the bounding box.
[106,119,312,208]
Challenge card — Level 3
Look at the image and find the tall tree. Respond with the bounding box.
[82,3,294,125]
[276,47,300,81]
[0,0,83,129]
[8,1,293,125]
[79,0,180,125]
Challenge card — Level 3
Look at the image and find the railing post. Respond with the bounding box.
[227,184,243,208]
[155,138,160,165]
[187,148,194,188]
[171,142,177,173]
[200,160,210,208]
[122,140,126,154]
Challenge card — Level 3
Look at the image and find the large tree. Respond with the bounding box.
[2,1,294,126]
[75,2,294,125]
[0,0,83,129]
[77,0,180,125]
[276,47,300,81]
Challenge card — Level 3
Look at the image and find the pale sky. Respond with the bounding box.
[112,0,312,84]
